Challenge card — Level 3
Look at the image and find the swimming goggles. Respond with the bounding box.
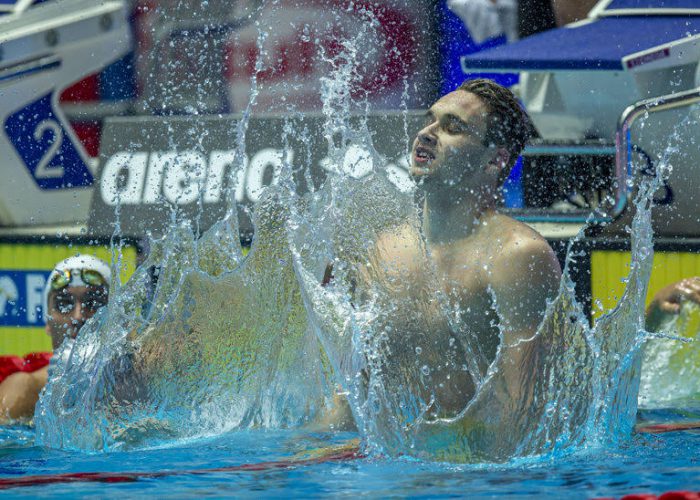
[49,268,109,291]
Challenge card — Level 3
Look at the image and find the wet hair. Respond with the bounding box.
[457,78,534,183]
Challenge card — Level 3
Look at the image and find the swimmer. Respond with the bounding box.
[0,255,110,423]
[354,78,562,456]
[646,276,700,332]
[413,77,561,349]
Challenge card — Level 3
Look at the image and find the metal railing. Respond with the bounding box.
[616,85,700,219]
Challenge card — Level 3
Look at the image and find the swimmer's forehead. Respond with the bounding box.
[426,91,490,131]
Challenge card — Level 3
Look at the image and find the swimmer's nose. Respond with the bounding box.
[70,303,86,330]
[418,126,437,147]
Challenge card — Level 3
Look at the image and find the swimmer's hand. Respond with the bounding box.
[109,417,176,447]
[646,277,700,332]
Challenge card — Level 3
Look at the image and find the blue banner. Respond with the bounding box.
[0,270,49,327]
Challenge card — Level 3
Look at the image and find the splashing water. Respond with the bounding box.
[37,190,337,450]
[290,135,662,462]
[34,3,672,462]
[639,303,700,407]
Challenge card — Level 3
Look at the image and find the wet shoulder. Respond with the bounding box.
[486,214,562,282]
[485,213,549,249]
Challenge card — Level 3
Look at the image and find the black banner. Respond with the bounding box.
[89,113,424,238]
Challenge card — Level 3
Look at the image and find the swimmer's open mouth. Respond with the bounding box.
[414,146,435,163]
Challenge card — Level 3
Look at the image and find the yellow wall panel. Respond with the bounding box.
[591,250,700,321]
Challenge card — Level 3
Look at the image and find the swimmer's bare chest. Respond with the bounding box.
[374,225,502,358]
[430,242,501,358]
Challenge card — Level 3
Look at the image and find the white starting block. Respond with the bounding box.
[0,0,131,227]
[461,0,700,141]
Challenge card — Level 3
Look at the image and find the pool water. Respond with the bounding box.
[2,406,700,498]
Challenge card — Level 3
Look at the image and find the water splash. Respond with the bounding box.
[640,303,700,406]
[37,188,336,450]
[290,134,662,462]
[34,2,676,461]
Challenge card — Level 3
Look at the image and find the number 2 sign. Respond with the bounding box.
[4,93,94,190]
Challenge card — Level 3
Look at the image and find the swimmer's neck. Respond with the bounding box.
[422,187,497,245]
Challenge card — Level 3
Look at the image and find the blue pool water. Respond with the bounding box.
[2,407,700,498]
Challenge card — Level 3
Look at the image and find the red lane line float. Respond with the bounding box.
[635,422,700,434]
[620,491,700,500]
[594,491,700,500]
[0,446,363,490]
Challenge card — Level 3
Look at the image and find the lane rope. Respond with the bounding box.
[0,444,362,490]
[635,422,700,434]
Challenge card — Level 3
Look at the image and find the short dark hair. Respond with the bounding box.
[457,78,533,182]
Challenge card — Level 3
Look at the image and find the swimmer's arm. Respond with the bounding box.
[487,238,561,403]
[0,366,48,423]
[308,390,357,432]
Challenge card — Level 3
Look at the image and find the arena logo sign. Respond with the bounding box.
[99,146,412,207]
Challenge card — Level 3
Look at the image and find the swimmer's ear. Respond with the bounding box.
[486,147,510,177]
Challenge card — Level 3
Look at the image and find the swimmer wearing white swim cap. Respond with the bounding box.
[0,255,111,423]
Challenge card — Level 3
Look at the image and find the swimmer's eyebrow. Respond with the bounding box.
[426,108,478,135]
[443,113,473,132]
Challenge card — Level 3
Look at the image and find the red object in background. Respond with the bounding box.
[70,122,102,158]
[60,74,99,102]
[220,0,429,113]
[223,1,415,95]
[0,352,51,384]
[58,74,102,157]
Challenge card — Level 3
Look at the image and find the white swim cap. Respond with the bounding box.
[43,254,112,321]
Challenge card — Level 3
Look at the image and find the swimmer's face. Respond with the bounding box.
[46,285,108,350]
[411,91,496,186]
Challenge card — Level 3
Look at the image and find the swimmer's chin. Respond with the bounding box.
[409,170,428,186]
[409,165,432,178]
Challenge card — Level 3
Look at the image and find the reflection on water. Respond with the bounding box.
[5,424,700,497]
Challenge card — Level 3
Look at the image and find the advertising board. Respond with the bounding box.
[135,0,437,114]
[90,113,423,238]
